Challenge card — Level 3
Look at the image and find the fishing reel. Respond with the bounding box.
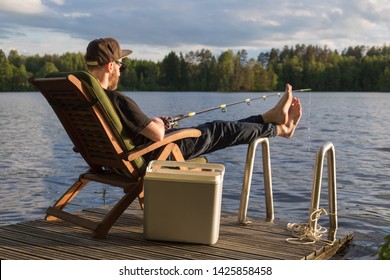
[165,115,182,129]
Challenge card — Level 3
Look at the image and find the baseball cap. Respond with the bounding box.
[85,37,132,66]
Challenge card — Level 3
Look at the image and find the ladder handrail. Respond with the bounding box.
[309,141,338,230]
[238,137,274,224]
[238,138,338,236]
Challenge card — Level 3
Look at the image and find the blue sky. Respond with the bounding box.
[1,0,389,61]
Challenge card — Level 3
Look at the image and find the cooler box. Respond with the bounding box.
[143,160,225,245]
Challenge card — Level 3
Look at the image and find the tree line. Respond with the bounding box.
[1,44,390,92]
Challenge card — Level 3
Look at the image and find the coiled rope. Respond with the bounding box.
[286,207,390,245]
[286,208,334,245]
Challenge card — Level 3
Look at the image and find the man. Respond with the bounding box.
[85,37,302,162]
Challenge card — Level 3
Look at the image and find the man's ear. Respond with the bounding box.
[105,62,114,73]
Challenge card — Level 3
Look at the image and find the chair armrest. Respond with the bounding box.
[124,128,201,161]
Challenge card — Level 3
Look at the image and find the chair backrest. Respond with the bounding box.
[29,71,146,178]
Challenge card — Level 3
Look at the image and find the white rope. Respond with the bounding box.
[286,208,334,245]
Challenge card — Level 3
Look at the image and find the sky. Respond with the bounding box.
[0,0,389,61]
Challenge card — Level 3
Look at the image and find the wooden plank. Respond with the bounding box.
[0,224,180,260]
[75,209,295,259]
[0,246,48,260]
[30,220,255,260]
[82,207,353,260]
[0,208,353,260]
[85,207,344,260]
[0,232,90,260]
[0,227,110,259]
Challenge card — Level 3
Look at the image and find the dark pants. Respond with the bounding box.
[173,115,277,160]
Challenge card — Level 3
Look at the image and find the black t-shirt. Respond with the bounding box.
[105,90,152,146]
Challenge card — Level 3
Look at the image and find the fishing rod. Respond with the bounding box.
[167,88,311,127]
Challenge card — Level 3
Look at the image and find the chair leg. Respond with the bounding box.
[138,189,145,210]
[45,177,89,221]
[171,144,186,161]
[93,181,143,238]
[157,143,175,160]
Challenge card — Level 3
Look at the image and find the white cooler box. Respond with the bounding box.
[143,160,225,245]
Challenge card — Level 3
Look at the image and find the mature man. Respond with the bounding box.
[85,37,302,162]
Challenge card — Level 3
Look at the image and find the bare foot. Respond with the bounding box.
[277,98,302,138]
[262,84,292,125]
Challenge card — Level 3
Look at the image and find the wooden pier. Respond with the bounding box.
[0,205,353,260]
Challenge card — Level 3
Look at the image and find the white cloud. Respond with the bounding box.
[0,0,47,14]
[0,26,87,55]
[63,12,91,18]
[0,0,389,61]
[330,8,343,16]
[50,0,65,5]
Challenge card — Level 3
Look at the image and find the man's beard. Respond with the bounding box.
[107,71,119,90]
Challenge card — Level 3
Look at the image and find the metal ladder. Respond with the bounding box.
[238,138,338,234]
[238,138,274,223]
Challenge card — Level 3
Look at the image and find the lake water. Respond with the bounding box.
[0,91,389,260]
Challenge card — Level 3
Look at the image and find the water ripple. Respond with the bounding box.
[1,91,390,259]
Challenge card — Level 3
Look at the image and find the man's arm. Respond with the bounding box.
[139,117,166,142]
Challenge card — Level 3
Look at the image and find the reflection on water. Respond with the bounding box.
[0,91,389,259]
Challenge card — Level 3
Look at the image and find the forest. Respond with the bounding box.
[1,44,390,92]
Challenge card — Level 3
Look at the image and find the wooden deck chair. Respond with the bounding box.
[29,71,202,238]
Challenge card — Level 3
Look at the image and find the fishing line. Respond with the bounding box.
[167,88,311,127]
[307,90,312,153]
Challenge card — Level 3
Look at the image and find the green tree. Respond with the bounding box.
[198,49,215,91]
[120,58,139,90]
[35,62,59,78]
[179,53,190,90]
[377,235,390,260]
[25,54,45,74]
[343,45,366,61]
[216,50,234,91]
[0,50,13,91]
[58,52,85,72]
[8,49,24,68]
[338,56,361,91]
[160,51,181,90]
[378,66,390,91]
[9,64,30,91]
[3,44,390,92]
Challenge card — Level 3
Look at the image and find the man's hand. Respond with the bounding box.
[159,116,173,130]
